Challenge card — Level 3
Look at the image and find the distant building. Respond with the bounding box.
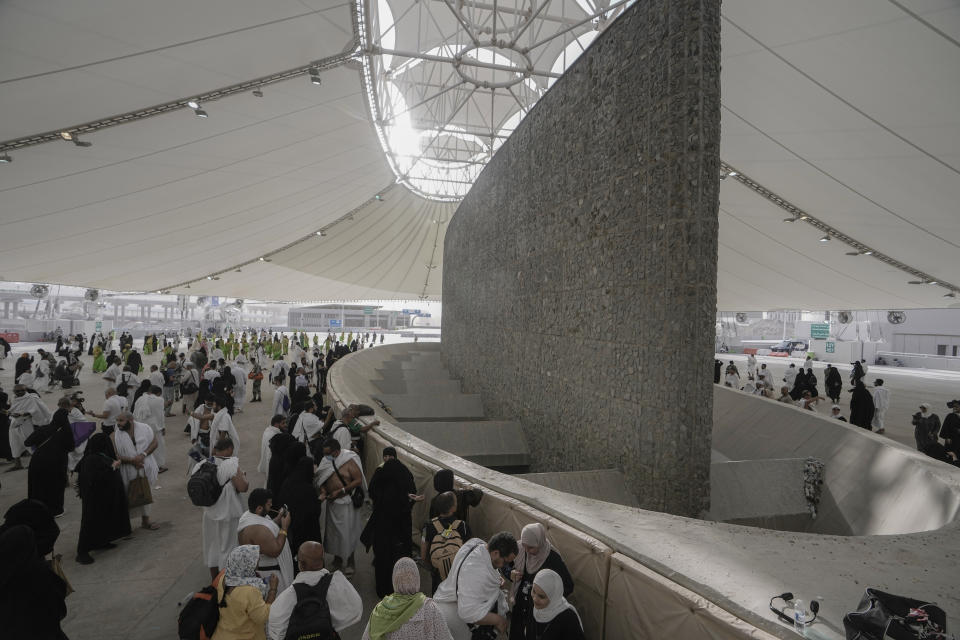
[287,304,408,330]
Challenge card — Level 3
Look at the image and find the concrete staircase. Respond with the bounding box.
[370,346,531,472]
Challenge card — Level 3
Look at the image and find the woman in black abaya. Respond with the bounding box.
[0,525,69,640]
[75,433,131,564]
[367,448,418,598]
[278,456,323,556]
[266,431,297,493]
[25,399,75,517]
[825,365,843,403]
[789,369,808,401]
[849,380,875,429]
[805,368,819,397]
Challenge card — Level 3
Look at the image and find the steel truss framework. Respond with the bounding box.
[356,0,632,200]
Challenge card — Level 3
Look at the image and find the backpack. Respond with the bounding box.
[177,572,224,640]
[187,460,228,507]
[282,393,290,412]
[116,373,129,397]
[284,573,336,640]
[429,518,464,580]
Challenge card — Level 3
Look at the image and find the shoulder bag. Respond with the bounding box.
[331,459,364,508]
[127,468,153,509]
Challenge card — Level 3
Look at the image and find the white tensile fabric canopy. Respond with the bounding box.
[0,0,958,309]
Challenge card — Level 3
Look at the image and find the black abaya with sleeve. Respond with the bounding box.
[278,457,323,554]
[367,458,418,597]
[25,409,75,516]
[535,608,585,640]
[77,433,131,554]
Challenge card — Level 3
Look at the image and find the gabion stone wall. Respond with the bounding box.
[442,0,720,517]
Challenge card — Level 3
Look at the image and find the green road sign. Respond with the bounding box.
[810,323,830,339]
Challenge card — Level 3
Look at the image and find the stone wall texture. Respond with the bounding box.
[442,0,721,517]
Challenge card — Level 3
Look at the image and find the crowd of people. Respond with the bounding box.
[1,328,587,640]
[715,354,960,466]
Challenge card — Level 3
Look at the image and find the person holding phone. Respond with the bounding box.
[238,489,295,592]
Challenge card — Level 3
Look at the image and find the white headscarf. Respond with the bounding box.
[532,569,581,626]
[223,545,269,599]
[920,403,932,416]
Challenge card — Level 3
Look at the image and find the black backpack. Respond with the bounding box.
[284,573,336,640]
[188,460,228,507]
[177,584,220,640]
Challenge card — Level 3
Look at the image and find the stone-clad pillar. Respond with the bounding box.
[442,0,720,516]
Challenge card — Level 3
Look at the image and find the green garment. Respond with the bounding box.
[368,593,427,640]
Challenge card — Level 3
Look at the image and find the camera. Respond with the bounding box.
[948,400,960,409]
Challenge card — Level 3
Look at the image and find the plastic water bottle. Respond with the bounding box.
[794,599,807,634]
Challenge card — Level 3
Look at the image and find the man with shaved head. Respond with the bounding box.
[266,541,363,640]
[86,387,127,435]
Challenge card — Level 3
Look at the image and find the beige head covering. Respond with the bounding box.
[510,523,553,602]
[518,523,552,573]
[392,557,420,595]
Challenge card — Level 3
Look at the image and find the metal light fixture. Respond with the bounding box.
[252,87,264,97]
[194,108,208,118]
[61,131,91,146]
[187,100,200,109]
[819,235,830,242]
[309,68,321,85]
[0,154,11,163]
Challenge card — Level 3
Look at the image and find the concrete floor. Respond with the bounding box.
[717,353,960,451]
[0,340,417,640]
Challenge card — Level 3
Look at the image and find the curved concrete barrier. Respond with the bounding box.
[713,386,960,535]
[328,343,960,639]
